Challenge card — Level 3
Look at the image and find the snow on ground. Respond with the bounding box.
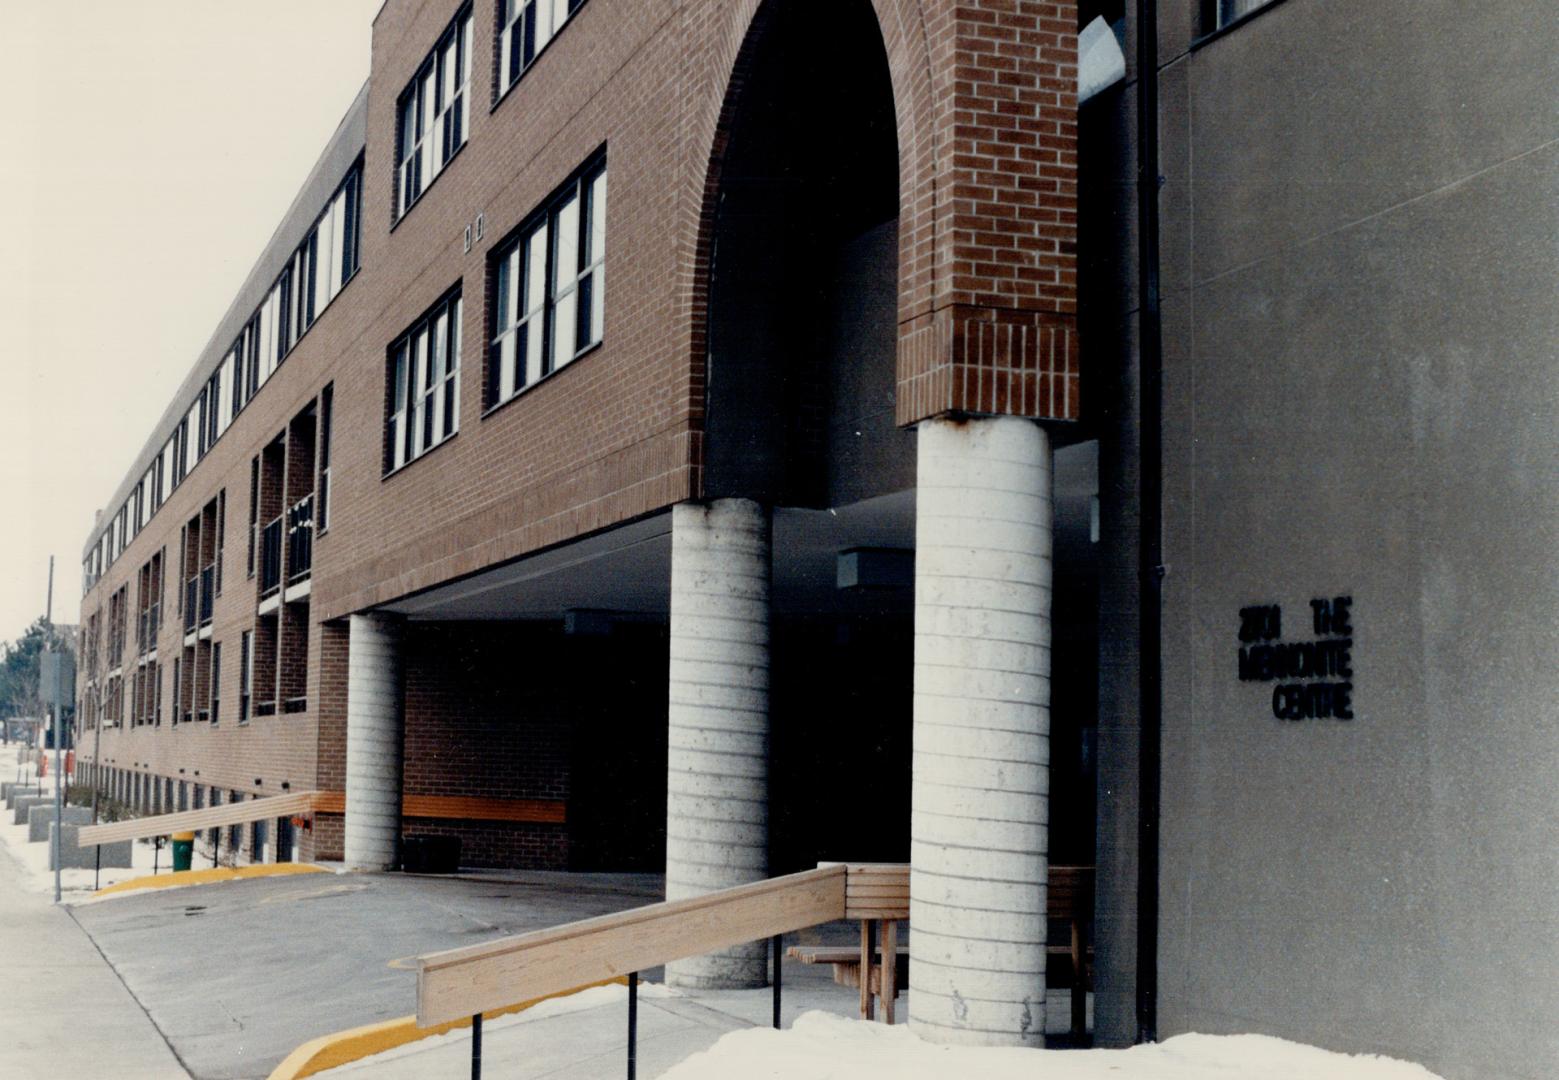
[0,744,164,898]
[659,1011,1448,1080]
[314,981,680,1075]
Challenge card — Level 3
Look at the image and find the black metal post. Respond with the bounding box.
[94,845,101,890]
[153,839,159,876]
[1135,0,1164,1047]
[627,971,638,1080]
[470,1013,482,1080]
[772,935,783,1029]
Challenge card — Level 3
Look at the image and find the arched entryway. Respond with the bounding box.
[673,0,1090,1048]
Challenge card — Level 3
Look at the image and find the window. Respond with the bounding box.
[228,333,246,421]
[387,289,462,471]
[203,368,223,451]
[175,414,194,483]
[170,657,181,725]
[247,456,259,578]
[1208,0,1277,29]
[299,165,362,325]
[228,794,243,850]
[318,384,334,533]
[210,642,221,726]
[215,489,226,594]
[246,318,260,399]
[396,8,473,218]
[238,631,251,724]
[498,0,588,99]
[488,158,606,408]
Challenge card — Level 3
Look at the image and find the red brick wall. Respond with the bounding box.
[401,622,572,869]
[896,0,1080,424]
[300,620,348,861]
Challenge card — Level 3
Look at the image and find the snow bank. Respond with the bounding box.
[314,981,679,1074]
[657,1011,1445,1080]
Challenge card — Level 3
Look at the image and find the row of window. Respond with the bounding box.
[87,0,603,589]
[84,164,362,593]
[394,1,591,221]
[82,768,292,862]
[89,621,284,730]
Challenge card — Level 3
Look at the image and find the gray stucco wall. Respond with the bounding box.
[1142,1,1559,1077]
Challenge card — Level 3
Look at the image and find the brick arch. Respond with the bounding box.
[677,0,1082,466]
[678,0,939,492]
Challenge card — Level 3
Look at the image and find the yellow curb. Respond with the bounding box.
[92,862,329,898]
[267,976,629,1079]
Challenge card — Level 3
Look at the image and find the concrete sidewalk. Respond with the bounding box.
[0,834,189,1079]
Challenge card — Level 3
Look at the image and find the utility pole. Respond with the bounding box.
[46,557,64,904]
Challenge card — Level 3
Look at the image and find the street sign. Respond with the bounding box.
[39,649,75,709]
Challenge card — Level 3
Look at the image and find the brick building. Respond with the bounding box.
[74,0,1557,1074]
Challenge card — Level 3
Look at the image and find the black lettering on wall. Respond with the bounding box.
[1244,597,1356,723]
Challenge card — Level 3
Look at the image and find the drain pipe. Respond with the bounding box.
[1134,0,1164,1047]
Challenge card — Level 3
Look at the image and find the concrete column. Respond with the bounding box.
[664,498,771,989]
[909,415,1053,1046]
[344,613,404,871]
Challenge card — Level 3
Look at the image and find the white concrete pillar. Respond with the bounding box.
[345,612,404,871]
[909,415,1053,1046]
[665,498,771,989]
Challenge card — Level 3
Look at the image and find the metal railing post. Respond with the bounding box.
[470,1013,482,1080]
[772,934,783,1029]
[627,971,638,1080]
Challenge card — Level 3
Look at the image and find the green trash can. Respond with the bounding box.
[171,831,195,872]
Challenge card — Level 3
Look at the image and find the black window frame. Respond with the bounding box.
[395,7,474,222]
[484,151,607,413]
[318,383,334,534]
[384,285,464,475]
[494,0,591,108]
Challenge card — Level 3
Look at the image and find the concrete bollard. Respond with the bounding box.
[6,786,43,810]
[50,823,132,870]
[28,804,93,844]
[14,795,53,826]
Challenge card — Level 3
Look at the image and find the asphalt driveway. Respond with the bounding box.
[69,869,663,1079]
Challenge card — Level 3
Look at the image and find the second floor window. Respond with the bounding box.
[387,289,462,471]
[397,8,473,218]
[488,156,606,407]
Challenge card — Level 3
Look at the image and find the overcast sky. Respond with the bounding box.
[0,1,383,643]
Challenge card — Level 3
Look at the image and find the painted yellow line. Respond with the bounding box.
[92,863,329,899]
[267,976,629,1080]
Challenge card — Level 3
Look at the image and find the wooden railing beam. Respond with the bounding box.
[416,865,849,1027]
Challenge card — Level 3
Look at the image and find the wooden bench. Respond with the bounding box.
[788,864,1094,1038]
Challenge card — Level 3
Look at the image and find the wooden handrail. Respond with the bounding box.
[416,865,849,1027]
[76,791,320,847]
